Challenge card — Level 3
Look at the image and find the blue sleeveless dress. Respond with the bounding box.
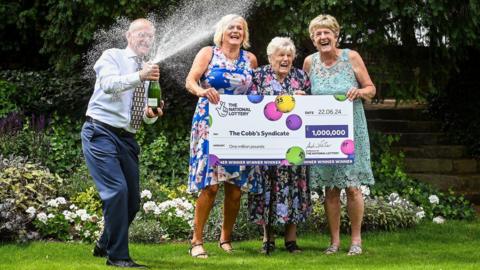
[309,49,374,188]
[188,46,260,193]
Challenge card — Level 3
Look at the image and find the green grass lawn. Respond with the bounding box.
[1,220,479,270]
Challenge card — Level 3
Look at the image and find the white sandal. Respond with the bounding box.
[324,244,340,255]
[347,244,362,256]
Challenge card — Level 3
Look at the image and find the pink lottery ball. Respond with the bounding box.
[340,139,355,155]
[264,102,282,121]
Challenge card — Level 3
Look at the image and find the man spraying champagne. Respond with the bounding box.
[81,18,164,268]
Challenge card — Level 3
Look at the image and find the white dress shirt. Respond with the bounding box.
[86,47,157,133]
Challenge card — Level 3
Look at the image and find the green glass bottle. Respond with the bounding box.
[147,80,162,110]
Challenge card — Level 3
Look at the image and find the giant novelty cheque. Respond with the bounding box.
[209,94,354,166]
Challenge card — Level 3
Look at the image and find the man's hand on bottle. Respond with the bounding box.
[139,62,160,81]
[145,100,164,118]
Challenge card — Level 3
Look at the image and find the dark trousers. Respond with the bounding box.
[81,121,140,260]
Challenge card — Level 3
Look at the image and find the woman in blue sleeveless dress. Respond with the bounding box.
[185,14,259,258]
[303,14,376,256]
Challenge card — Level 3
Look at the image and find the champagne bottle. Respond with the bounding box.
[147,80,162,110]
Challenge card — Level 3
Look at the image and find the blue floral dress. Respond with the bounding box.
[248,65,312,225]
[188,46,261,193]
[309,49,375,189]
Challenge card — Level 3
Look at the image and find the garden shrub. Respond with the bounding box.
[369,131,476,220]
[0,155,62,241]
[61,163,95,199]
[0,80,18,118]
[42,115,83,176]
[130,190,194,242]
[139,129,190,188]
[32,196,103,243]
[0,113,84,177]
[0,69,91,119]
[305,191,422,233]
[70,187,103,217]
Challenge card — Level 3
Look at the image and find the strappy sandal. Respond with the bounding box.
[285,241,302,253]
[261,241,276,254]
[347,244,362,256]
[324,244,340,255]
[218,240,234,253]
[189,242,208,259]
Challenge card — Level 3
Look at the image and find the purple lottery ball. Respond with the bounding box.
[208,154,220,166]
[248,94,264,104]
[340,139,355,155]
[264,102,282,121]
[286,114,302,130]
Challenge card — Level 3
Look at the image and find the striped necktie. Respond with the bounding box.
[131,56,145,130]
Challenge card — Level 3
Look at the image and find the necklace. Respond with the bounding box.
[319,51,339,67]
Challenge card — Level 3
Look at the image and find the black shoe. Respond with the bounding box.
[261,241,276,254]
[106,258,147,268]
[285,241,302,253]
[93,243,107,257]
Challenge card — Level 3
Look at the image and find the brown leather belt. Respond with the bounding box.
[86,116,134,138]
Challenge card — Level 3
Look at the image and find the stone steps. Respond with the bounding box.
[393,145,468,159]
[365,102,479,210]
[384,132,451,146]
[408,173,480,204]
[365,108,431,121]
[404,158,480,174]
[367,119,441,133]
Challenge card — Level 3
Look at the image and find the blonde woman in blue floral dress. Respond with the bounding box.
[185,14,260,258]
[303,14,376,256]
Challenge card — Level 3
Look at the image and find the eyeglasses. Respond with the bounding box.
[135,32,154,39]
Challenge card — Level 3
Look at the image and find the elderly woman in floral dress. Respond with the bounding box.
[248,37,312,253]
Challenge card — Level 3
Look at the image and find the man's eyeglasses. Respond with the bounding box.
[135,32,154,39]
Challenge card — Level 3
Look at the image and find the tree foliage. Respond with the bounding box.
[250,0,480,98]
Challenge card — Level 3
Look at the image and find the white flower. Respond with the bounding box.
[26,231,39,240]
[143,201,157,213]
[47,199,59,208]
[140,190,152,200]
[415,211,425,219]
[153,206,162,215]
[428,195,439,204]
[26,207,36,217]
[47,213,55,219]
[83,231,91,238]
[311,192,320,202]
[433,216,445,224]
[37,212,48,224]
[63,210,74,222]
[69,204,78,210]
[55,197,67,205]
[94,230,101,239]
[360,185,370,196]
[75,209,87,216]
[75,209,90,221]
[388,192,399,202]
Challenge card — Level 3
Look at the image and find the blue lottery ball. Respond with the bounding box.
[248,95,264,104]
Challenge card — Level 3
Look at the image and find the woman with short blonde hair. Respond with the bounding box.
[213,14,250,49]
[304,14,376,256]
[185,14,258,259]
